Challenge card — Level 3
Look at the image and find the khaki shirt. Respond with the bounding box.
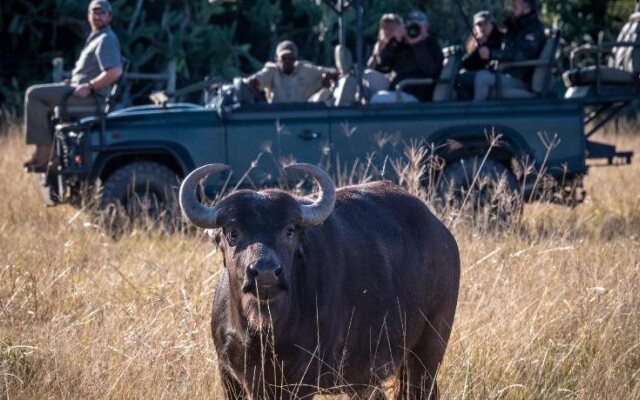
[251,61,334,103]
[71,26,122,96]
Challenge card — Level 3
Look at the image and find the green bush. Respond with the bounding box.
[0,0,636,115]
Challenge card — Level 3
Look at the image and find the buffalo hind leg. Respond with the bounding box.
[394,311,454,400]
[220,368,249,400]
[354,386,387,400]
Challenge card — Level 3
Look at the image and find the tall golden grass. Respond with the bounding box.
[1,123,639,399]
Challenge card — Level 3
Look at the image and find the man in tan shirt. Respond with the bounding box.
[246,41,337,103]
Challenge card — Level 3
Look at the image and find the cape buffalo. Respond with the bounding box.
[180,163,460,399]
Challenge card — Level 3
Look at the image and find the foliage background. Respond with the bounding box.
[0,0,637,114]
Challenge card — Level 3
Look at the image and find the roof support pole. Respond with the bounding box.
[354,0,364,102]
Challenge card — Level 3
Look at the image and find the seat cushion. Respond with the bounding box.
[563,66,636,87]
[334,45,354,76]
[66,105,100,115]
[333,75,358,106]
[53,104,100,119]
[370,91,418,103]
[489,88,537,99]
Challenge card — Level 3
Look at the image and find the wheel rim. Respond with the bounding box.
[125,185,170,221]
[436,157,521,223]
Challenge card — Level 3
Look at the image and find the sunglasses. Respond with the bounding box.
[89,8,108,16]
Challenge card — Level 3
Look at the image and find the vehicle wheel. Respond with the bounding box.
[435,156,523,224]
[98,161,180,232]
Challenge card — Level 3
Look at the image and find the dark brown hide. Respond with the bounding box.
[205,181,459,399]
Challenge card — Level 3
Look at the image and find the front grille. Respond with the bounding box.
[56,128,84,169]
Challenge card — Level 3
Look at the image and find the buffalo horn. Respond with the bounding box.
[179,163,231,228]
[284,163,336,226]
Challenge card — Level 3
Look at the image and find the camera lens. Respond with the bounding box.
[406,23,420,39]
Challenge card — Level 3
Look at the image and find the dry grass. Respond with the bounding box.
[1,123,639,399]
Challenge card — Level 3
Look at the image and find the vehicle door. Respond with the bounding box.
[224,103,330,187]
[328,103,428,184]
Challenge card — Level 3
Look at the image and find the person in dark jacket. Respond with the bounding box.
[462,11,503,71]
[366,11,444,102]
[473,0,545,101]
[457,11,503,100]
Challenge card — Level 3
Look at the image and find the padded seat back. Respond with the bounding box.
[333,45,358,106]
[104,57,130,113]
[531,28,561,94]
[334,75,358,106]
[334,45,353,76]
[433,46,462,102]
[609,12,640,73]
[64,104,100,117]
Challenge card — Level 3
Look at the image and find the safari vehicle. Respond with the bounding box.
[31,1,635,221]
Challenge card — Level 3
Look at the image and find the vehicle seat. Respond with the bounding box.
[563,9,640,95]
[433,46,463,102]
[388,46,462,103]
[492,28,560,99]
[333,45,358,106]
[54,58,129,120]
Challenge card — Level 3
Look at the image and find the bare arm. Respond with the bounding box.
[74,66,123,98]
[90,66,123,89]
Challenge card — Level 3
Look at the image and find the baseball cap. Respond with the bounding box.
[406,10,428,25]
[89,0,112,13]
[276,40,298,58]
[380,13,404,26]
[473,11,494,25]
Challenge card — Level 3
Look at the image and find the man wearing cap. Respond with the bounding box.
[366,10,443,102]
[23,0,122,171]
[245,40,337,104]
[473,0,545,100]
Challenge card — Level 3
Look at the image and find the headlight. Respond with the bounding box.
[57,129,85,168]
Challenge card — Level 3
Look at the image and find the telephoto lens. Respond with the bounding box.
[406,22,421,39]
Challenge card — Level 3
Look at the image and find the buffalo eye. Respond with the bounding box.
[284,225,296,240]
[226,228,240,245]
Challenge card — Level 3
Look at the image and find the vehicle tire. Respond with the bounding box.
[435,156,523,224]
[98,161,180,232]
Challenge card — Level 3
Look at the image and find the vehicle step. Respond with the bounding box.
[586,140,633,165]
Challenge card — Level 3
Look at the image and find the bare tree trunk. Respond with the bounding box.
[128,0,145,35]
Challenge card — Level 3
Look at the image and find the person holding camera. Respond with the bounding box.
[366,11,443,102]
[472,0,545,101]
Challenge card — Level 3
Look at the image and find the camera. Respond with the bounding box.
[406,22,421,39]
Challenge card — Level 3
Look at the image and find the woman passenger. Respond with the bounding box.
[457,11,503,100]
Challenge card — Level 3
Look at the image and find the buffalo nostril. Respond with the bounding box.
[274,266,282,277]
